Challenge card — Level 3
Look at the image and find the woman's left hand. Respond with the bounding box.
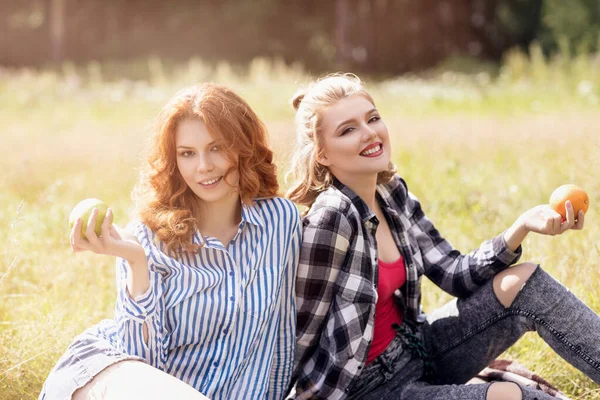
[519,200,585,236]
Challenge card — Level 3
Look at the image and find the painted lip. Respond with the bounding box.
[360,142,383,157]
[197,176,223,188]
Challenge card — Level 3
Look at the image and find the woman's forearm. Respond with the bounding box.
[503,217,530,252]
[123,243,150,299]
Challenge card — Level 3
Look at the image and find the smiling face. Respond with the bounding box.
[317,95,391,186]
[175,118,240,208]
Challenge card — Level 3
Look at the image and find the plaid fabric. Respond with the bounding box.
[291,175,522,400]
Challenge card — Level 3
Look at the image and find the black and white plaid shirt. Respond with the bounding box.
[290,175,522,399]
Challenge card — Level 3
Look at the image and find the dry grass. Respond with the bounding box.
[1,59,599,398]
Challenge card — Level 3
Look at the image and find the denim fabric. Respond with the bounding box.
[350,266,597,399]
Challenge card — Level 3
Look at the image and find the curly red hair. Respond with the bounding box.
[133,83,279,254]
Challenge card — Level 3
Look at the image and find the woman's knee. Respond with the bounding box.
[72,360,208,400]
[486,382,522,400]
[73,360,145,400]
[72,360,126,400]
[493,262,539,308]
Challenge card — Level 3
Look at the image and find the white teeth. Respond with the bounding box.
[200,177,221,185]
[361,144,381,156]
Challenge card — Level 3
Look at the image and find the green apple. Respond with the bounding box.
[69,198,109,239]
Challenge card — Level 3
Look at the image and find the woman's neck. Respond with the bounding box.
[196,193,242,245]
[336,173,379,211]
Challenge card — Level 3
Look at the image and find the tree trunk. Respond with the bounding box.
[335,0,350,66]
[49,0,66,63]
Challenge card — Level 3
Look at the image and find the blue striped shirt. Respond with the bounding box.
[94,197,300,399]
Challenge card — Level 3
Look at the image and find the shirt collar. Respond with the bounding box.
[194,200,264,247]
[332,177,378,225]
[375,182,401,218]
[241,200,265,227]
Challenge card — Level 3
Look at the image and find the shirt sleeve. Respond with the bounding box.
[291,206,354,398]
[267,211,301,400]
[113,224,167,369]
[404,184,522,298]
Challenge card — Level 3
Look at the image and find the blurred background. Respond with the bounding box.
[1,1,600,399]
[3,0,600,75]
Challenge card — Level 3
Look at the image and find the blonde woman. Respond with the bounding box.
[286,74,597,400]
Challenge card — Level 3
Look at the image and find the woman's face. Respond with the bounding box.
[175,118,240,207]
[318,95,391,185]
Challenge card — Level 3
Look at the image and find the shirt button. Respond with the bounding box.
[223,328,229,334]
[229,296,235,301]
[213,362,218,367]
[229,271,234,276]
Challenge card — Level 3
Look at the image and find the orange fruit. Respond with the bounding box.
[549,184,589,219]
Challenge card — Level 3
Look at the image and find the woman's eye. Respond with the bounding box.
[369,116,380,123]
[180,151,195,157]
[210,145,220,152]
[340,127,354,136]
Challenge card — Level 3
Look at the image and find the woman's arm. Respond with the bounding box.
[71,212,166,367]
[292,206,361,398]
[267,215,301,400]
[503,200,585,251]
[400,183,521,298]
[294,208,346,367]
[404,182,584,299]
[71,208,150,298]
[113,222,167,368]
[114,253,165,368]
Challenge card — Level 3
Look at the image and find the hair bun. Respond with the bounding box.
[291,90,306,111]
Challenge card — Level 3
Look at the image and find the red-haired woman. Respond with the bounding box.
[40,84,301,400]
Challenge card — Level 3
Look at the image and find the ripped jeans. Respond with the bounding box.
[349,266,600,400]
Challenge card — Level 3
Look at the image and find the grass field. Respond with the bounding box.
[1,53,600,399]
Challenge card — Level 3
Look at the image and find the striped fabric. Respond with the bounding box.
[95,197,301,400]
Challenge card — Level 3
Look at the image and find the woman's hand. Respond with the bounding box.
[519,200,585,236]
[70,208,144,262]
[71,208,150,300]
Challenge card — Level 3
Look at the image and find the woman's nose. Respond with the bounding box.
[196,153,214,172]
[362,124,377,141]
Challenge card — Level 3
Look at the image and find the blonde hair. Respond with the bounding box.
[134,83,279,254]
[285,73,396,209]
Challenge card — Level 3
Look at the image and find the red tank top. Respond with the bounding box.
[365,255,406,365]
